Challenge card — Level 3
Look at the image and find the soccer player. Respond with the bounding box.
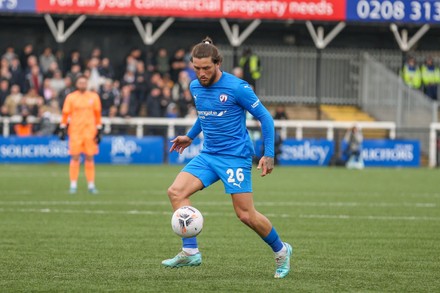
[162,38,292,279]
[58,75,102,194]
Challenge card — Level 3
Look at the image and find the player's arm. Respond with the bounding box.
[169,118,201,153]
[237,83,275,176]
[94,93,103,143]
[58,95,71,140]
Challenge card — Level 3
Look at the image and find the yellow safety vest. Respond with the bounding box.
[402,65,422,89]
[240,54,261,80]
[421,65,440,85]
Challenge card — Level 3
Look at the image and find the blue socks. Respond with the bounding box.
[262,227,284,253]
[182,237,198,248]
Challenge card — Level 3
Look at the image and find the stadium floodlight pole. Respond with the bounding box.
[306,21,346,120]
[219,18,261,67]
[44,14,87,43]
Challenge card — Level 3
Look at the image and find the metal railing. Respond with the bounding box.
[0,115,396,141]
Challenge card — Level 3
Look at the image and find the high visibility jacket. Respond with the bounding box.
[421,65,440,86]
[402,65,422,89]
[240,54,261,80]
[14,124,32,136]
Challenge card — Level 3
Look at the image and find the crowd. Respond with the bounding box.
[0,44,198,135]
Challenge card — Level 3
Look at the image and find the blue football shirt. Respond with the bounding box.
[187,71,274,158]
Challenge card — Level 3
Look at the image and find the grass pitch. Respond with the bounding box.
[0,164,439,292]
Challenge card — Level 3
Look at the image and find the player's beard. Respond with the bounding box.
[198,70,217,87]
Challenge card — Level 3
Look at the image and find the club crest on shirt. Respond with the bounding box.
[219,94,228,103]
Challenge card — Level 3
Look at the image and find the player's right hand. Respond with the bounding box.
[169,136,193,154]
[58,126,67,141]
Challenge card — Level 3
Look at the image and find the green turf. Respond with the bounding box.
[0,165,439,292]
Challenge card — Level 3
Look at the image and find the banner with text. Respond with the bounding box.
[347,0,440,24]
[0,136,164,164]
[360,139,420,167]
[35,0,345,21]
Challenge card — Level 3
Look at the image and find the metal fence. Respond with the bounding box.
[361,53,438,153]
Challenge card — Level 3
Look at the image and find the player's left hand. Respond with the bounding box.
[169,135,193,154]
[257,156,274,177]
[95,127,102,144]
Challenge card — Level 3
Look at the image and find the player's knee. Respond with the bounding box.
[167,185,185,202]
[236,210,252,227]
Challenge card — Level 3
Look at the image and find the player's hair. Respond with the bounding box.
[191,37,223,64]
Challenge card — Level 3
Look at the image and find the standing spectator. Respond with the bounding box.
[98,57,114,79]
[421,56,440,100]
[9,57,23,88]
[0,78,10,109]
[25,65,43,95]
[147,86,164,118]
[87,57,103,92]
[2,46,17,65]
[39,47,57,75]
[169,48,187,83]
[133,61,150,116]
[58,76,75,109]
[24,55,38,76]
[154,48,170,76]
[49,70,66,96]
[1,84,22,116]
[239,48,261,92]
[20,88,44,117]
[99,79,116,117]
[66,64,82,84]
[65,50,83,73]
[19,44,34,70]
[401,56,422,89]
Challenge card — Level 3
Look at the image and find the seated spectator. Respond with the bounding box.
[9,57,23,88]
[58,76,74,109]
[14,111,33,137]
[42,78,56,104]
[19,88,44,117]
[25,65,43,95]
[87,57,104,92]
[154,48,170,76]
[65,50,83,73]
[1,84,22,116]
[170,48,187,83]
[0,59,12,81]
[273,105,289,120]
[66,64,82,84]
[20,44,34,71]
[2,46,17,65]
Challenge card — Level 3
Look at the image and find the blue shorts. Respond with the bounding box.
[182,152,253,194]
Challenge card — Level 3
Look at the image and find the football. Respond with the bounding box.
[171,206,204,238]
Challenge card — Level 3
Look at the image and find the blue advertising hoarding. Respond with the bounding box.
[168,138,203,164]
[0,136,164,164]
[347,0,440,24]
[0,0,35,12]
[361,139,420,167]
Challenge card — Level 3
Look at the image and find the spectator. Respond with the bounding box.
[14,112,33,137]
[9,57,23,88]
[147,86,164,118]
[49,70,66,96]
[169,48,187,83]
[99,79,116,117]
[44,61,60,79]
[20,88,44,117]
[87,57,103,91]
[343,125,364,169]
[0,78,10,108]
[239,48,261,92]
[2,46,17,65]
[19,44,34,71]
[154,48,170,76]
[273,105,289,120]
[65,50,83,72]
[133,60,150,116]
[98,57,114,79]
[42,78,56,104]
[0,59,12,81]
[90,47,102,60]
[177,89,194,118]
[39,47,57,74]
[421,56,440,101]
[401,56,422,89]
[24,55,38,76]
[66,64,82,84]
[25,65,43,95]
[1,84,22,116]
[58,76,74,109]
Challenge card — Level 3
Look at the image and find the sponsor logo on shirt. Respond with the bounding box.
[198,110,227,118]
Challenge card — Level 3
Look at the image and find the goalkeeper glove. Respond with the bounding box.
[58,126,67,141]
[95,126,102,144]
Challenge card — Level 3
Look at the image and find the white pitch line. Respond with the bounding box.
[0,200,436,208]
[0,208,439,221]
